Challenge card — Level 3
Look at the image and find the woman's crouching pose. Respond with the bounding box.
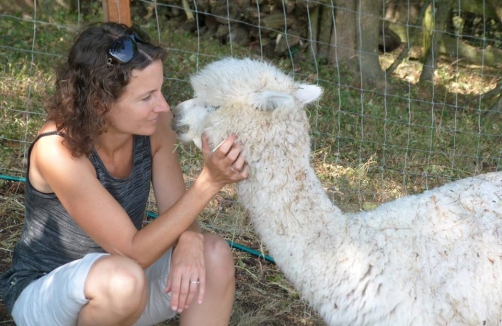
[0,22,248,326]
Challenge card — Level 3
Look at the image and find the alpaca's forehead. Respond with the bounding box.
[190,61,298,98]
[191,78,299,109]
[194,70,295,89]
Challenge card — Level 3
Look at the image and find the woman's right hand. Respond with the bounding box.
[200,134,249,188]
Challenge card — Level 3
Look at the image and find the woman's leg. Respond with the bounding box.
[11,253,111,326]
[179,233,235,326]
[78,255,148,326]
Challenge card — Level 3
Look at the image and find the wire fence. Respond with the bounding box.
[1,0,501,209]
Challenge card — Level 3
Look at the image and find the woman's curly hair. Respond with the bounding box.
[45,22,167,157]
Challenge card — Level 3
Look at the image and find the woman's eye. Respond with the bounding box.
[142,94,152,101]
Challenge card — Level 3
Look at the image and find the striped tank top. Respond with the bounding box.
[0,131,152,313]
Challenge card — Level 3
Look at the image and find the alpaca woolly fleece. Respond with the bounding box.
[171,57,502,326]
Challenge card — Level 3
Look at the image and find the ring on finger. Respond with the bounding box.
[190,280,200,285]
[230,166,236,172]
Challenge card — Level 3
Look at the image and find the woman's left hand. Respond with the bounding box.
[200,133,249,188]
[165,230,205,313]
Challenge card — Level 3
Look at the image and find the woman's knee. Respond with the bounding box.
[203,234,235,281]
[85,255,147,307]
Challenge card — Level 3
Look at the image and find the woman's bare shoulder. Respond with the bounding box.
[29,121,95,193]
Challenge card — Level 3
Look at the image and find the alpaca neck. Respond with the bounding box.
[238,159,344,261]
[231,109,344,260]
[237,160,346,308]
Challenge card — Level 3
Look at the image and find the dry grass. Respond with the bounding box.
[0,182,25,325]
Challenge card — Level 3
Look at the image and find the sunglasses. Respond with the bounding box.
[107,25,151,65]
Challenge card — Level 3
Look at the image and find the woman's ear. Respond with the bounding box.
[93,97,108,116]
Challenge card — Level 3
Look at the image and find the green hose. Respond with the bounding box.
[1,174,276,264]
[0,174,26,183]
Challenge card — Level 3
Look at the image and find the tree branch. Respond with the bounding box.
[482,79,502,101]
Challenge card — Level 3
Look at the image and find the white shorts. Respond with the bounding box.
[11,250,177,326]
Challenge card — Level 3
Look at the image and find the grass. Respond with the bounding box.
[0,2,501,325]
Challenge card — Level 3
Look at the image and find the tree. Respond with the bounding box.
[310,0,387,90]
[419,0,455,84]
[355,0,386,86]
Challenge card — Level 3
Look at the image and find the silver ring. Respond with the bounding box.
[230,166,236,172]
[190,280,200,285]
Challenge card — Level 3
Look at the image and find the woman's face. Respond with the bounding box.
[107,60,170,136]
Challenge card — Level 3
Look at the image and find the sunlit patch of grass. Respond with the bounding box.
[308,76,500,197]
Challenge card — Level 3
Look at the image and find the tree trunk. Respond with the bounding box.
[326,0,385,88]
[317,5,335,62]
[330,0,357,69]
[422,3,433,62]
[308,5,320,59]
[357,0,385,88]
[419,0,455,84]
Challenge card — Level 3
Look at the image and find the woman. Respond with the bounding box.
[0,22,248,325]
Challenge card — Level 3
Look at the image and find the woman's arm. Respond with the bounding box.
[31,114,247,270]
[150,113,201,236]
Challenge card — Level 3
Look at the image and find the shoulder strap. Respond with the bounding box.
[32,131,65,143]
[26,131,65,177]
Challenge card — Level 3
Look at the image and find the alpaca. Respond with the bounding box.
[171,57,502,325]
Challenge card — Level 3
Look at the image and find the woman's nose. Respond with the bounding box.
[155,96,170,113]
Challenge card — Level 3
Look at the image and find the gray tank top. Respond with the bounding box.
[0,131,152,313]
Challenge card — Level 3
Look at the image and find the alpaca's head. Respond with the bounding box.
[171,57,322,153]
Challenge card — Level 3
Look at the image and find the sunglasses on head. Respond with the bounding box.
[107,25,151,66]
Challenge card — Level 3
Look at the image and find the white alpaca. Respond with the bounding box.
[172,58,502,325]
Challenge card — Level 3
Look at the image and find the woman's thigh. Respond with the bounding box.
[12,247,209,326]
[11,253,108,326]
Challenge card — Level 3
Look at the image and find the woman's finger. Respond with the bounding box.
[176,275,192,313]
[197,271,206,305]
[185,278,200,308]
[224,143,243,164]
[167,269,183,311]
[231,152,246,172]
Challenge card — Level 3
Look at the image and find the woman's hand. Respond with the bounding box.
[165,134,248,313]
[165,230,205,313]
[201,133,249,188]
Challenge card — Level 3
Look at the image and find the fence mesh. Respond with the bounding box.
[1,0,501,238]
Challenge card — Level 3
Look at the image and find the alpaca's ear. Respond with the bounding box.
[295,84,323,105]
[250,91,295,111]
